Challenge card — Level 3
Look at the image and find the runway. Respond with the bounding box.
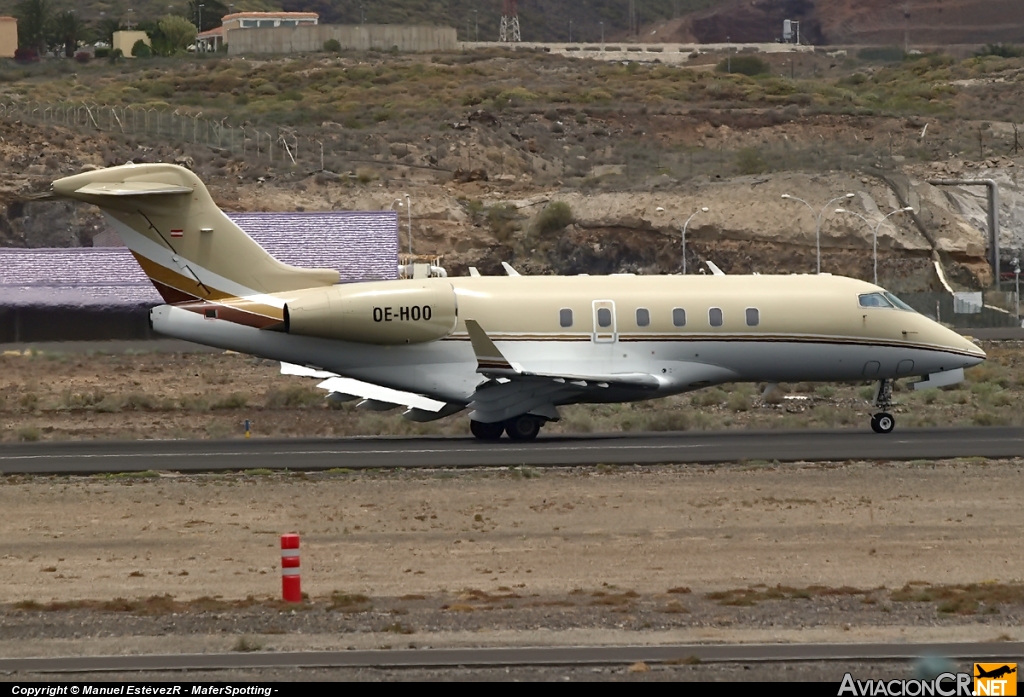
[1,427,1021,474]
[3,642,1022,673]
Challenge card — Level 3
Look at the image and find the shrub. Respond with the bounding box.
[323,39,342,53]
[131,40,152,59]
[14,48,39,64]
[856,46,905,62]
[716,55,769,76]
[74,51,91,64]
[534,201,573,235]
[95,47,110,58]
[975,44,1024,58]
[109,48,123,63]
[735,147,768,174]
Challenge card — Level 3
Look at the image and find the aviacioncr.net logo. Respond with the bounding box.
[838,672,973,696]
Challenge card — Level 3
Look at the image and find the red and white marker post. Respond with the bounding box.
[281,533,301,602]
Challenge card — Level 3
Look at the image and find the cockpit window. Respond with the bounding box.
[858,293,894,309]
[883,292,917,312]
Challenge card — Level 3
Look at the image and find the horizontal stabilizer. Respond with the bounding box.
[73,182,193,197]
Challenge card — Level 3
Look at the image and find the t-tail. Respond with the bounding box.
[52,163,339,327]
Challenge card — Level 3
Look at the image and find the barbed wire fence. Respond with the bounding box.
[0,100,460,178]
[2,100,1021,189]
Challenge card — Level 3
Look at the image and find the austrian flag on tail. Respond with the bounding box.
[170,229,184,237]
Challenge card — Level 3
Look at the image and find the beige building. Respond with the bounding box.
[0,16,17,58]
[112,30,151,57]
[198,12,318,52]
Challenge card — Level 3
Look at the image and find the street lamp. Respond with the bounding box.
[835,206,913,286]
[1013,256,1021,323]
[681,207,709,275]
[403,193,412,256]
[782,192,855,274]
[389,196,412,255]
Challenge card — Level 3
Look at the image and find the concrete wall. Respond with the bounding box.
[459,41,815,65]
[227,24,457,55]
[113,31,151,57]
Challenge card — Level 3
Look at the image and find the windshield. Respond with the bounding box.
[858,292,893,308]
[858,291,917,312]
[883,292,917,312]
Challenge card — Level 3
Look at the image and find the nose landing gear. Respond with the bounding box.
[870,379,895,434]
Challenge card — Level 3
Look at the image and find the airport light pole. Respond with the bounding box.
[681,207,708,275]
[403,193,412,255]
[835,206,913,286]
[782,192,854,275]
[1013,256,1021,323]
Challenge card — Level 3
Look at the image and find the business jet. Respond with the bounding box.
[50,163,985,440]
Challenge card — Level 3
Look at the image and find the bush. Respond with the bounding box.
[109,48,123,63]
[13,48,39,64]
[975,43,1024,58]
[323,39,342,53]
[74,51,91,63]
[735,147,768,174]
[94,47,110,58]
[534,201,573,235]
[857,46,905,62]
[132,40,152,58]
[716,55,769,76]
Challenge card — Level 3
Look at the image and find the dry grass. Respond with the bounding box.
[707,584,874,606]
[889,582,1024,615]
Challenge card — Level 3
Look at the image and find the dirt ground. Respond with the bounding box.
[1,460,1021,661]
[1,340,1021,442]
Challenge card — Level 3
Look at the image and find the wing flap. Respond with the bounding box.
[280,362,452,413]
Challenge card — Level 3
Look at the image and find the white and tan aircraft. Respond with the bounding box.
[51,163,985,439]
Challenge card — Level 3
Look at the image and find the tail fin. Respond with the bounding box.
[52,163,339,305]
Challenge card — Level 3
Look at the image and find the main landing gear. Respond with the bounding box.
[870,379,895,434]
[470,414,543,441]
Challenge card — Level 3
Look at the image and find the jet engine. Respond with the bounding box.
[283,280,458,345]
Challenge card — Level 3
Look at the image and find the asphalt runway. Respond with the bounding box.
[1,427,1021,474]
[2,642,1021,673]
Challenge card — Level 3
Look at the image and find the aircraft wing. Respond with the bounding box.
[279,362,462,420]
[463,320,664,423]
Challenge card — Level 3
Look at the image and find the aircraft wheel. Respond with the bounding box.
[870,412,895,434]
[505,415,541,441]
[470,420,505,440]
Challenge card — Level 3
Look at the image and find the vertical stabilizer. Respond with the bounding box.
[52,163,339,305]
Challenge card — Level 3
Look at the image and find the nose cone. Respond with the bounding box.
[942,326,985,366]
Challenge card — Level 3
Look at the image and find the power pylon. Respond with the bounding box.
[499,0,521,42]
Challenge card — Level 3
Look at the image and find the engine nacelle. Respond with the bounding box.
[283,280,458,345]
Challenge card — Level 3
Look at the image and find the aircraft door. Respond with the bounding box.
[592,300,617,343]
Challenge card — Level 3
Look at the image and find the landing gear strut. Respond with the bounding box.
[870,379,895,434]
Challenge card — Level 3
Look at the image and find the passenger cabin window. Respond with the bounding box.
[858,293,894,309]
[636,308,650,327]
[559,308,573,328]
[672,308,686,327]
[709,307,723,327]
[597,307,612,328]
[745,308,759,327]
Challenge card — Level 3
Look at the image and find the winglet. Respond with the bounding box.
[465,319,518,375]
[706,260,725,276]
[501,261,521,277]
